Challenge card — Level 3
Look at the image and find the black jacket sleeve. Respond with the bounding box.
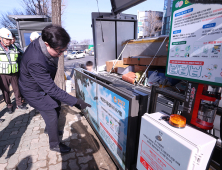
[28,62,78,106]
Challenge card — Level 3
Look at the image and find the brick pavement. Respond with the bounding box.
[0,100,117,170]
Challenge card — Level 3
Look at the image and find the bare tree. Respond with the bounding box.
[68,40,78,50]
[21,0,52,16]
[0,0,52,28]
[80,39,91,45]
[71,40,78,44]
[0,9,24,29]
[143,11,163,37]
[52,0,65,90]
[0,0,66,29]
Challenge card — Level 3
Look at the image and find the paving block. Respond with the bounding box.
[62,161,68,169]
[0,139,16,147]
[49,162,62,170]
[6,153,19,169]
[10,131,19,135]
[80,163,89,170]
[20,141,31,152]
[61,152,75,161]
[15,120,23,125]
[27,160,47,170]
[48,151,57,165]
[33,127,39,131]
[0,132,10,141]
[16,156,29,170]
[69,159,79,170]
[0,163,7,170]
[76,152,84,157]
[78,155,92,164]
[38,147,48,160]
[28,155,38,164]
[3,127,19,133]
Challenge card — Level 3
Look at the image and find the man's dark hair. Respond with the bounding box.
[42,25,70,50]
[12,33,16,39]
[86,61,93,66]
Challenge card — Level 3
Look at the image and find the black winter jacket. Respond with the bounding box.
[19,38,77,111]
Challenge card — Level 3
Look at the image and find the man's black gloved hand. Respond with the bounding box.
[74,99,91,110]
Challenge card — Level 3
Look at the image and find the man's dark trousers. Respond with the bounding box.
[0,73,22,108]
[39,107,61,148]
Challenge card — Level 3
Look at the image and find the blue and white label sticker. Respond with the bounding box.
[175,8,193,17]
[203,23,216,29]
[173,30,181,34]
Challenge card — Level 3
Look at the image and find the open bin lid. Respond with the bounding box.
[110,0,146,14]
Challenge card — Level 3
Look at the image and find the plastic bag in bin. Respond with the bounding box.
[147,70,161,86]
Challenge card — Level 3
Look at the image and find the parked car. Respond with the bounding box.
[84,49,89,54]
[67,51,85,60]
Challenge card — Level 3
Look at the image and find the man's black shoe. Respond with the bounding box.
[44,129,63,136]
[50,143,71,153]
[7,107,13,114]
[17,105,28,110]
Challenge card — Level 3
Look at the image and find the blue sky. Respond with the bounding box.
[1,0,164,41]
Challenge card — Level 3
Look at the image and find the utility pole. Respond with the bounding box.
[51,0,65,90]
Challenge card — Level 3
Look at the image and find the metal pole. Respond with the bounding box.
[148,86,158,113]
[109,41,129,74]
[16,21,23,49]
[137,36,168,85]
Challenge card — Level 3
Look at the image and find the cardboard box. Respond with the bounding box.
[123,57,141,65]
[115,64,134,75]
[106,60,123,72]
[134,65,147,72]
[139,56,167,66]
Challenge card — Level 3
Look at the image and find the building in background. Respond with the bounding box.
[68,44,89,51]
[161,0,173,35]
[137,10,163,39]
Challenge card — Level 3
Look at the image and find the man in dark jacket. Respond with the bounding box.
[19,25,91,153]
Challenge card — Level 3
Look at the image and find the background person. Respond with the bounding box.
[19,25,91,153]
[11,33,26,103]
[11,32,24,63]
[0,28,27,114]
[85,61,97,74]
[24,31,40,51]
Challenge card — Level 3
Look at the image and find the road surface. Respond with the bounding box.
[64,54,94,68]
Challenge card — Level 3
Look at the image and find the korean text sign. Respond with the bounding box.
[75,71,129,169]
[166,0,222,86]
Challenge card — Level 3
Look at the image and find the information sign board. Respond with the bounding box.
[97,84,129,169]
[166,0,222,86]
[74,70,129,169]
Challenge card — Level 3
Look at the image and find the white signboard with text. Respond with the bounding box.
[166,0,222,86]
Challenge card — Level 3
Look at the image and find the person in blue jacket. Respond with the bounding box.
[19,25,91,153]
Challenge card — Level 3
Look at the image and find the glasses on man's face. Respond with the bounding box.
[54,48,67,55]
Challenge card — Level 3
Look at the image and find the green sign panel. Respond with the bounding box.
[166,0,222,87]
[88,45,94,49]
[172,41,186,45]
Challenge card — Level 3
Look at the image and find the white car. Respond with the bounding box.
[67,51,85,60]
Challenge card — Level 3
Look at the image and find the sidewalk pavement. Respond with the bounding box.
[0,98,117,170]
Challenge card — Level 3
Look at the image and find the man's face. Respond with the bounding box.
[45,42,67,57]
[11,38,16,45]
[86,65,93,72]
[1,38,12,46]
